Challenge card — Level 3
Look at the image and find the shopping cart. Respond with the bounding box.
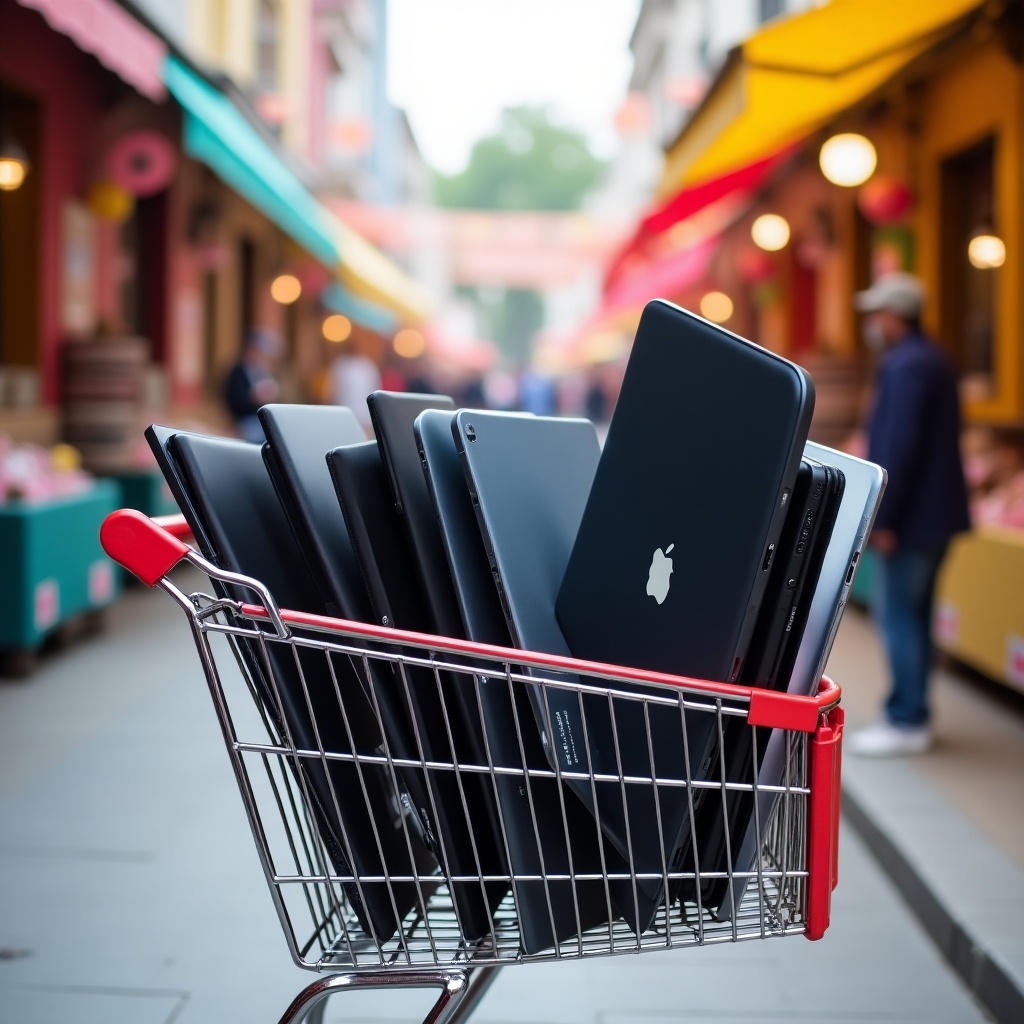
[100,509,844,1024]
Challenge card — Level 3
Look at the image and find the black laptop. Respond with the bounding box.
[153,428,435,943]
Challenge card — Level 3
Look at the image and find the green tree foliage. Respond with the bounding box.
[437,106,606,211]
[436,107,605,362]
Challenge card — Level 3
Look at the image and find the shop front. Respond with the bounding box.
[598,0,1023,690]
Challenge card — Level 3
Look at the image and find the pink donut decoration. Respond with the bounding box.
[106,130,177,197]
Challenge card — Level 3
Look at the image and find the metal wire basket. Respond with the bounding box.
[101,510,843,1024]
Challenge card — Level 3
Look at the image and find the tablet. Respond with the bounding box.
[326,438,508,940]
[416,408,635,948]
[367,391,463,638]
[453,410,666,936]
[258,404,372,621]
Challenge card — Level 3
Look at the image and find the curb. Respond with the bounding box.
[843,785,1024,1024]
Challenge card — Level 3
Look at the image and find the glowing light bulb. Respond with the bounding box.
[819,133,877,187]
[751,213,790,251]
[323,314,352,342]
[270,274,301,304]
[393,328,426,359]
[700,291,733,323]
[968,234,1005,269]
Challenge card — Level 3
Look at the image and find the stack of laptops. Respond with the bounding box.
[147,298,884,950]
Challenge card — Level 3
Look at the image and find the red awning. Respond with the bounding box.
[604,144,797,294]
[17,0,167,101]
[602,233,718,320]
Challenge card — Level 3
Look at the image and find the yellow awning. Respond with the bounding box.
[660,0,986,197]
[334,220,433,327]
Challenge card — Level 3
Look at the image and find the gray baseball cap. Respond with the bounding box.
[855,272,924,318]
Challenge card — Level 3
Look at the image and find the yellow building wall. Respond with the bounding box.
[915,36,1022,424]
[185,0,311,162]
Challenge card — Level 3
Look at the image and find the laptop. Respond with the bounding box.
[696,456,843,915]
[452,410,671,936]
[556,298,815,685]
[326,438,508,940]
[712,442,885,920]
[788,443,886,696]
[158,430,435,943]
[741,460,845,689]
[417,408,646,947]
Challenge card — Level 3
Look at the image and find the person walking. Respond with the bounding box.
[848,273,970,756]
[223,328,281,443]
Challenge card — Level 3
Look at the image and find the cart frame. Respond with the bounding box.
[100,509,844,1024]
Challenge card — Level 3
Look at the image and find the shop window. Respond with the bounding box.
[257,0,280,94]
[940,136,997,395]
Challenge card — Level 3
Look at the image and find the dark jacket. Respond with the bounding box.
[867,332,970,548]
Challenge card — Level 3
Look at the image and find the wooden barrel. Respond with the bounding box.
[60,337,148,474]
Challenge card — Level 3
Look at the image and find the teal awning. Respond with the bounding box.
[322,283,398,336]
[164,56,339,268]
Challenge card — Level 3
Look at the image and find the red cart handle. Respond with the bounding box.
[101,509,192,587]
[804,703,844,940]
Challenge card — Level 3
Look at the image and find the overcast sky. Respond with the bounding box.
[388,0,641,175]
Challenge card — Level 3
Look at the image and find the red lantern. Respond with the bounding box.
[106,130,177,197]
[737,246,775,284]
[857,175,912,225]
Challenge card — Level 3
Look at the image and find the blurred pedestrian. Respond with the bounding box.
[223,328,281,443]
[848,273,970,757]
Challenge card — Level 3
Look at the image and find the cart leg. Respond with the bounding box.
[444,965,501,1024]
[275,969,470,1024]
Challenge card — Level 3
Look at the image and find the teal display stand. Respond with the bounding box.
[111,469,180,518]
[0,480,122,655]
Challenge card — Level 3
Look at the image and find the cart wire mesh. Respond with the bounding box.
[100,510,841,978]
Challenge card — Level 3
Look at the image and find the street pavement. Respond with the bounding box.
[0,569,1001,1023]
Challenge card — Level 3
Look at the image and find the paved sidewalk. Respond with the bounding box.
[0,574,1002,1023]
[827,609,1024,1024]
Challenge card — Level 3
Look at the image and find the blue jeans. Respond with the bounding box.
[872,544,948,727]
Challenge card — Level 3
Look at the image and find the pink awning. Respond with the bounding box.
[602,234,718,320]
[17,0,167,101]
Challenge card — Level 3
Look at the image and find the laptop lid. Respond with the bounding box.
[257,403,371,621]
[367,391,464,638]
[556,298,814,684]
[167,430,432,943]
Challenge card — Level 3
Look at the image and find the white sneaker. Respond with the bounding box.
[847,721,933,757]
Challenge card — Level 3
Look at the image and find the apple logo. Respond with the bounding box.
[646,543,674,605]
